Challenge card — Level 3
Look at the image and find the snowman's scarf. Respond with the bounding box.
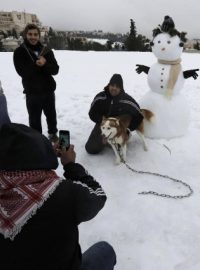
[158,58,182,98]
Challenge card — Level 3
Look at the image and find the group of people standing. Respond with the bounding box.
[0,23,145,270]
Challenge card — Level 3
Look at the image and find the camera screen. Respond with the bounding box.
[59,131,70,148]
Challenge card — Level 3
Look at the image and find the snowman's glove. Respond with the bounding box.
[136,64,150,74]
[183,69,199,80]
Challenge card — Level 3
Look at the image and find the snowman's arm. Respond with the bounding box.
[183,69,199,80]
[136,64,150,74]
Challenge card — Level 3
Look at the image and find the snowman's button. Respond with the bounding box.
[160,86,163,88]
[161,79,163,82]
[161,73,163,75]
[162,68,165,70]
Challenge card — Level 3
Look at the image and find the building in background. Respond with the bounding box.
[0,11,42,34]
[184,39,200,52]
[0,11,49,51]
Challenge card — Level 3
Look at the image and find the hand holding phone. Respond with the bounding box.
[59,130,70,150]
[60,145,76,165]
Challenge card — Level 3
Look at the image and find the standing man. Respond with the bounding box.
[13,24,59,142]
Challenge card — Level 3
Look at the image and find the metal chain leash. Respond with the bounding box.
[113,142,193,199]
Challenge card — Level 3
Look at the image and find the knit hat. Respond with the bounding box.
[109,74,124,90]
[0,123,58,170]
[161,16,175,32]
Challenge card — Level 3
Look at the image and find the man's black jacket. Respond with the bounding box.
[0,162,106,270]
[89,87,144,131]
[13,41,59,95]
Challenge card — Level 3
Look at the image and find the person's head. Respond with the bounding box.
[23,24,40,45]
[0,123,58,171]
[107,74,124,96]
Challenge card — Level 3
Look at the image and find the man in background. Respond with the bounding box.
[13,24,59,142]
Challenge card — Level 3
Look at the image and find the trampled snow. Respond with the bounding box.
[0,50,200,270]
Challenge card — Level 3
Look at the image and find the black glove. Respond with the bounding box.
[135,64,150,74]
[183,69,199,80]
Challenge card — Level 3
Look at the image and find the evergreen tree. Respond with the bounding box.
[7,30,12,37]
[19,31,23,38]
[0,30,6,38]
[124,19,138,51]
[124,19,150,51]
[130,19,137,37]
[114,43,120,50]
[194,42,200,50]
[67,37,84,50]
[11,28,18,39]
[0,40,4,52]
[106,40,113,50]
[47,27,67,50]
[92,41,106,51]
[48,27,55,37]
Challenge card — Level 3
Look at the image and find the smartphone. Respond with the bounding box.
[59,130,70,150]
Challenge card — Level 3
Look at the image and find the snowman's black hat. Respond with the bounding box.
[161,16,175,32]
[152,15,187,42]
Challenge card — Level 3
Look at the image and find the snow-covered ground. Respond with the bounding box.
[1,51,200,270]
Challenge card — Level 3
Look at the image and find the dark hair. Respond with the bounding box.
[23,23,41,39]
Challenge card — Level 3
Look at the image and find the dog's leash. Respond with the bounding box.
[113,142,193,199]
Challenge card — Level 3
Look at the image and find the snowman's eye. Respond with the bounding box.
[167,41,171,44]
[158,40,161,43]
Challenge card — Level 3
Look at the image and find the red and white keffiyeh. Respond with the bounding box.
[0,170,62,240]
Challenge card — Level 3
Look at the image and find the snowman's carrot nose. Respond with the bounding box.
[161,47,166,51]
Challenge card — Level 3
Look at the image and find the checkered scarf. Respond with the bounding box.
[0,170,62,240]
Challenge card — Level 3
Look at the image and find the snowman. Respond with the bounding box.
[136,16,199,139]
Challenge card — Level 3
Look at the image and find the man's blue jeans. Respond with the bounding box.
[81,241,116,270]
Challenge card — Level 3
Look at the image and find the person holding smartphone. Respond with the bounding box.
[13,24,59,143]
[0,123,116,270]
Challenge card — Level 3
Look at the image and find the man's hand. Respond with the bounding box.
[36,56,46,66]
[52,142,60,156]
[60,145,76,165]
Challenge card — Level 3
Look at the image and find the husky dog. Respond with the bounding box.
[100,110,154,164]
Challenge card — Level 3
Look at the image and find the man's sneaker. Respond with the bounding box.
[48,133,59,143]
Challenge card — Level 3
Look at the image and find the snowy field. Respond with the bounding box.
[1,50,200,270]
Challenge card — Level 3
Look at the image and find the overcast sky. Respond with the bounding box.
[1,0,199,39]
